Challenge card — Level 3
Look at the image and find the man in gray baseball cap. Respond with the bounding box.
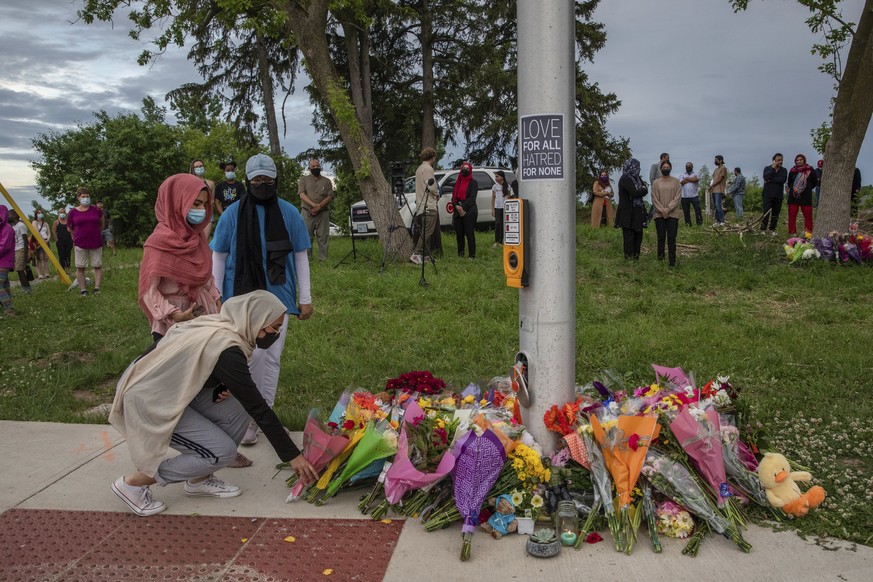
[211,153,313,445]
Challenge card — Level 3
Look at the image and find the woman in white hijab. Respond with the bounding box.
[109,290,318,516]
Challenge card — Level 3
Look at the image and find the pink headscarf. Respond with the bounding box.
[138,174,213,303]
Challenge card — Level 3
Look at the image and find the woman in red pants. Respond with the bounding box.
[786,154,818,237]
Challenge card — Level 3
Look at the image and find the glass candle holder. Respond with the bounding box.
[555,500,578,546]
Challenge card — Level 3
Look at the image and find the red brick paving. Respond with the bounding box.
[0,509,404,582]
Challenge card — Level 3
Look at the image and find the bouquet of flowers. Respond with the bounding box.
[590,412,660,554]
[452,429,507,561]
[385,370,446,395]
[655,500,694,539]
[314,420,398,505]
[366,400,458,518]
[574,427,619,549]
[283,411,349,502]
[642,449,750,553]
[720,419,771,509]
[670,407,733,508]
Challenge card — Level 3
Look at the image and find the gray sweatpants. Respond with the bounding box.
[153,387,249,486]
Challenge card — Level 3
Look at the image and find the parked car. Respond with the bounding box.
[348,167,515,236]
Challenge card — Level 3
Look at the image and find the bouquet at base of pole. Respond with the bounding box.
[452,429,507,561]
[590,413,659,554]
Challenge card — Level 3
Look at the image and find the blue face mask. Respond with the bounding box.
[194,167,205,176]
[225,171,236,180]
[187,209,207,224]
[80,197,91,207]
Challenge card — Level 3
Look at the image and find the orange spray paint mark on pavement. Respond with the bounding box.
[101,431,114,461]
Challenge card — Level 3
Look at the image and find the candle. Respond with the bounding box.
[560,531,577,546]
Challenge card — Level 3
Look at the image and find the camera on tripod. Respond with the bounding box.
[388,161,410,205]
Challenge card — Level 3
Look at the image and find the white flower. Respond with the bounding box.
[608,401,620,415]
[511,491,524,506]
[689,406,707,421]
[717,375,730,384]
[714,390,732,407]
[520,431,543,456]
[683,386,696,399]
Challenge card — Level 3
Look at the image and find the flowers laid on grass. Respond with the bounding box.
[783,228,872,265]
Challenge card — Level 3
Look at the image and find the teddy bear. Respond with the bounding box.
[480,494,518,539]
[757,452,826,517]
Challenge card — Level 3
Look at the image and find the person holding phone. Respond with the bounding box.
[138,174,222,343]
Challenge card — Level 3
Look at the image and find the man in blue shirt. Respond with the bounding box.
[727,167,746,220]
[211,153,313,445]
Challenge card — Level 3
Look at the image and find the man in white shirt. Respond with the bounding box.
[679,162,702,226]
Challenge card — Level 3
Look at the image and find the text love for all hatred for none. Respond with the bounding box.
[520,114,564,181]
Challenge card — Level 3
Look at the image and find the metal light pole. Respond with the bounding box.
[516,0,576,452]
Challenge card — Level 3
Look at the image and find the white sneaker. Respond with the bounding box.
[241,421,258,445]
[184,475,242,498]
[409,254,423,265]
[112,476,166,516]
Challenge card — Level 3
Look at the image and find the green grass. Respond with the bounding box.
[2,222,872,545]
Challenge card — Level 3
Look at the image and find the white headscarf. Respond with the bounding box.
[109,290,286,477]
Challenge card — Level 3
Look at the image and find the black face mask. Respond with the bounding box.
[460,168,470,177]
[256,330,281,350]
[661,168,671,176]
[249,181,278,203]
[310,168,321,176]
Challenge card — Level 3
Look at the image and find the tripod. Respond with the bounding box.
[335,201,372,267]
[379,178,418,273]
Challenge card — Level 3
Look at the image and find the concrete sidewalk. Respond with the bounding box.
[1,421,870,581]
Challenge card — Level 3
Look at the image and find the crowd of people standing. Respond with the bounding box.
[597,151,863,267]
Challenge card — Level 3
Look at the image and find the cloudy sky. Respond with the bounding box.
[1,0,870,213]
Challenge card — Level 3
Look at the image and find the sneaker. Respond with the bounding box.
[409,254,422,265]
[770,230,779,237]
[93,288,100,294]
[22,287,33,294]
[241,421,258,445]
[184,475,242,498]
[80,290,88,296]
[112,476,166,517]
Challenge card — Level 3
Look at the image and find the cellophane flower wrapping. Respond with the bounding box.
[719,418,769,508]
[384,399,457,504]
[319,419,398,503]
[670,407,733,507]
[285,412,349,502]
[643,449,750,552]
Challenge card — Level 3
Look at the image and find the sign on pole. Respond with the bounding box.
[520,114,564,181]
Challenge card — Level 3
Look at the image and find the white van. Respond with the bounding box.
[348,167,515,236]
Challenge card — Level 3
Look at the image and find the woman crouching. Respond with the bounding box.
[109,290,317,516]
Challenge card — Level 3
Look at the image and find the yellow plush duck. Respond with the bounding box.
[757,452,826,517]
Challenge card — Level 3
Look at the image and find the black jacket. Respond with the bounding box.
[615,175,648,231]
[762,165,788,199]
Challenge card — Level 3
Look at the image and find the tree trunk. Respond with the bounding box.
[282,1,413,258]
[256,30,282,157]
[420,0,436,149]
[344,21,373,141]
[814,0,873,236]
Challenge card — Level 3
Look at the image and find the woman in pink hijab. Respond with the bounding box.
[138,174,221,343]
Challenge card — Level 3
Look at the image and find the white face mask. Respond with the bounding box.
[194,167,205,176]
[79,197,91,207]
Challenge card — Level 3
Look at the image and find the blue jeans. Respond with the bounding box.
[712,192,725,223]
[733,194,744,219]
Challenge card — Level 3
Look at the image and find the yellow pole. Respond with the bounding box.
[0,179,72,286]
